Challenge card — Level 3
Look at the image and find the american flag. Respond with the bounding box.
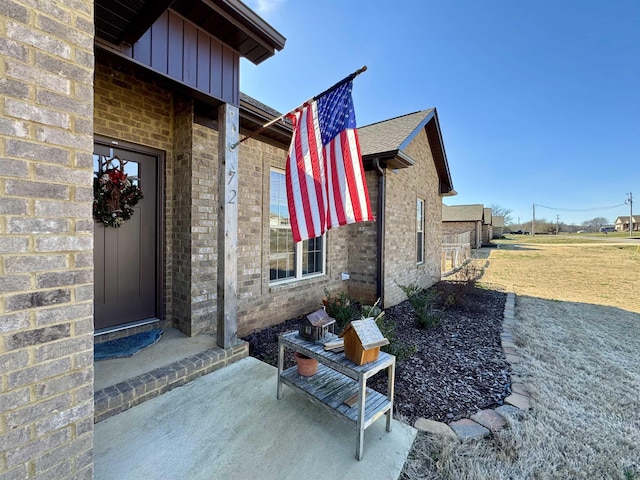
[285,81,373,243]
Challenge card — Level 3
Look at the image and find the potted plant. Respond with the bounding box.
[294,351,318,376]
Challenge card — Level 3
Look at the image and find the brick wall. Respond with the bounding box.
[94,64,351,337]
[0,1,95,478]
[93,61,176,328]
[235,136,349,336]
[345,171,379,304]
[171,96,194,334]
[382,129,443,307]
[189,122,219,335]
[443,221,481,248]
[482,224,492,245]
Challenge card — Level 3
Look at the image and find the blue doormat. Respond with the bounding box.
[94,329,163,361]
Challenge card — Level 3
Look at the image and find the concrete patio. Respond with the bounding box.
[94,353,416,480]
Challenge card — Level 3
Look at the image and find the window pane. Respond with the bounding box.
[417,199,425,264]
[416,232,424,264]
[270,170,296,282]
[302,236,323,276]
[270,171,289,227]
[270,228,295,281]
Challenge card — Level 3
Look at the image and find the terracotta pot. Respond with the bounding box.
[294,351,318,376]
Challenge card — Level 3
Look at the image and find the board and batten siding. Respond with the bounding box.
[122,9,239,106]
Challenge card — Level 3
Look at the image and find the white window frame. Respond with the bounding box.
[269,168,326,285]
[416,198,425,265]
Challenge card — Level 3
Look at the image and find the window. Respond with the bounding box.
[416,198,425,265]
[269,169,325,283]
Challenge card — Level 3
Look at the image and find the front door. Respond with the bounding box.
[93,142,159,330]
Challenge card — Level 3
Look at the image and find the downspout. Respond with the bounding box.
[375,159,386,306]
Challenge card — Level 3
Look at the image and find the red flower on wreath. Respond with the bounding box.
[93,155,143,228]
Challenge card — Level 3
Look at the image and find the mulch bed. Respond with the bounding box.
[242,283,511,425]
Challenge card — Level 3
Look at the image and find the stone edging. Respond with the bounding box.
[414,292,532,440]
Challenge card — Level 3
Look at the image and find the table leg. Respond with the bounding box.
[386,360,395,432]
[356,373,366,460]
[277,337,284,400]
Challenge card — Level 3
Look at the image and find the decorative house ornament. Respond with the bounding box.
[93,155,143,228]
[298,309,336,342]
[340,318,389,366]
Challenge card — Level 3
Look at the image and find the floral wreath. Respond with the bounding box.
[93,155,143,228]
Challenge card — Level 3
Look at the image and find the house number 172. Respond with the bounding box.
[227,170,237,204]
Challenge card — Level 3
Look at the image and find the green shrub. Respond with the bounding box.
[323,289,357,330]
[375,314,416,362]
[438,261,483,309]
[360,303,382,319]
[398,283,442,329]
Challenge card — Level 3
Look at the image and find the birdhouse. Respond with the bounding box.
[339,318,390,366]
[299,309,336,342]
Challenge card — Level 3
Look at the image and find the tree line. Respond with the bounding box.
[492,204,610,234]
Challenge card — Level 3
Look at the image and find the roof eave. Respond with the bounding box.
[197,0,286,64]
[362,150,416,170]
[426,109,455,195]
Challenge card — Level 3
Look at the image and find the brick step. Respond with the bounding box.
[94,343,248,423]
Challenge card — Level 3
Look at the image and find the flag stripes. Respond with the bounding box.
[285,81,373,243]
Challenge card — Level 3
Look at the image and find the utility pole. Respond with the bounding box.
[556,214,560,235]
[532,204,535,236]
[626,193,633,238]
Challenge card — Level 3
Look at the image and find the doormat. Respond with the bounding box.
[94,329,163,361]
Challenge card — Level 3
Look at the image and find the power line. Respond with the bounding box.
[534,203,626,213]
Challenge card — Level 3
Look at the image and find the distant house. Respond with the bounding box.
[614,215,640,232]
[492,216,505,239]
[442,204,485,248]
[483,207,493,244]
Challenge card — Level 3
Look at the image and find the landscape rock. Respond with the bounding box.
[505,392,531,410]
[449,418,490,440]
[494,404,524,419]
[470,409,508,432]
[414,418,457,438]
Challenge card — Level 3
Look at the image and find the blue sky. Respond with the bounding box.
[240,0,639,226]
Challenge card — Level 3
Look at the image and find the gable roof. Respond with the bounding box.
[358,109,454,195]
[442,204,485,222]
[614,215,640,223]
[483,208,493,225]
[493,216,505,228]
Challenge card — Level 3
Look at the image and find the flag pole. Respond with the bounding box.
[230,66,367,149]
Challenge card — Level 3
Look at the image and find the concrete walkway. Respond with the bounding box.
[94,357,416,480]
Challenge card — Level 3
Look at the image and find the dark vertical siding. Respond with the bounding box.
[196,30,211,92]
[135,28,152,65]
[209,41,223,99]
[151,11,169,72]
[128,10,239,105]
[183,22,197,87]
[221,47,234,104]
[167,12,183,79]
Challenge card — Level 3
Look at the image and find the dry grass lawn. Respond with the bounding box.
[401,237,640,479]
[482,240,640,313]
